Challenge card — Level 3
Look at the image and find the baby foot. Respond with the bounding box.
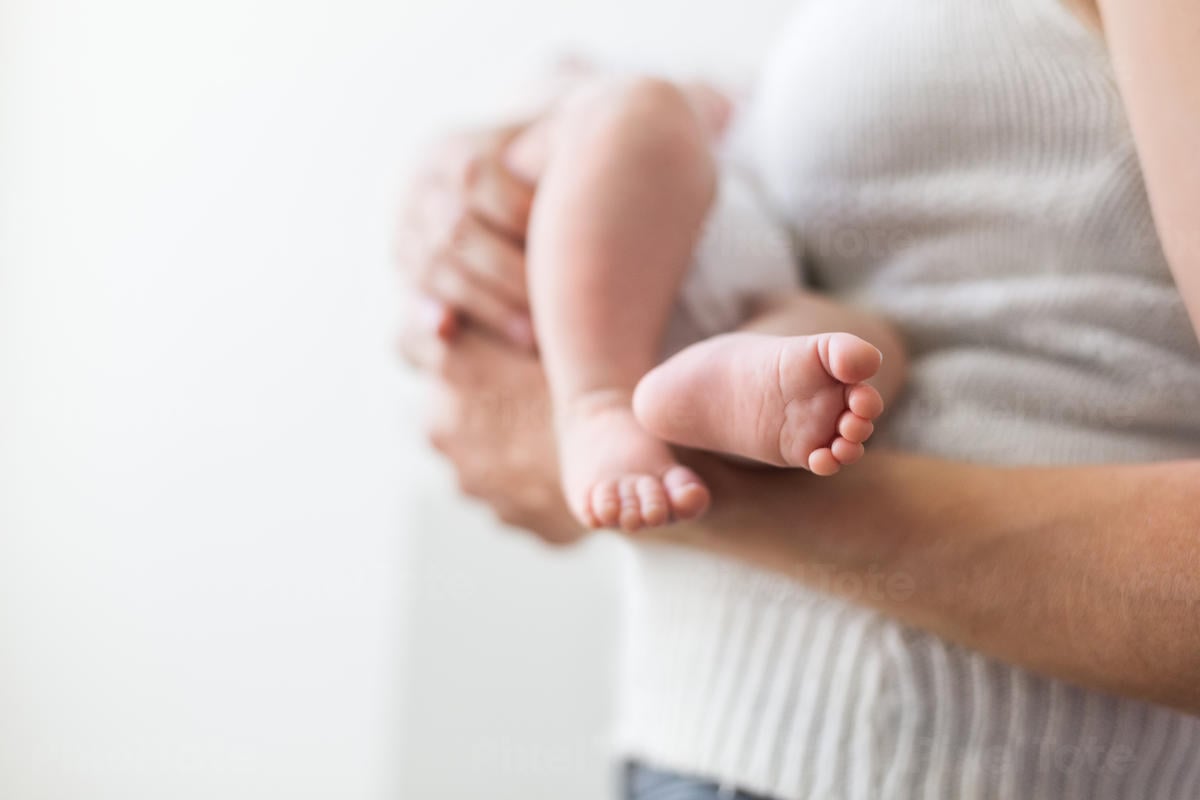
[557,395,710,532]
[632,332,885,475]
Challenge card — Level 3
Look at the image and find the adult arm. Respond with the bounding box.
[681,0,1200,714]
[405,322,1200,714]
[774,0,1200,713]
[401,13,1200,710]
[1096,0,1200,331]
[669,451,1200,714]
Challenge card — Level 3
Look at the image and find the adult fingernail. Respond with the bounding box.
[419,297,446,330]
[421,298,458,340]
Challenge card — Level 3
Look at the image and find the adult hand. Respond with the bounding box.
[400,315,586,546]
[396,123,537,349]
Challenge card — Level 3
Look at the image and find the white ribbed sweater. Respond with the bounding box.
[615,1,1200,798]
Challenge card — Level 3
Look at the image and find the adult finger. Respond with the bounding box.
[421,257,535,349]
[465,154,535,241]
[447,213,528,308]
[397,296,453,371]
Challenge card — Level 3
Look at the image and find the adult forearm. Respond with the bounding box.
[665,452,1200,713]
[411,325,1200,707]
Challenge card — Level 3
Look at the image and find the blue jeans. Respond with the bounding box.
[624,763,777,800]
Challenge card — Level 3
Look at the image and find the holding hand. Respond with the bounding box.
[396,116,583,544]
[396,124,537,348]
[399,319,586,546]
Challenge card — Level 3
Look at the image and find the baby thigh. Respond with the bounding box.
[528,76,720,393]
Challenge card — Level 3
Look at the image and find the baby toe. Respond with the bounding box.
[838,410,875,444]
[636,476,670,527]
[826,333,883,385]
[808,447,841,476]
[847,383,884,421]
[831,437,865,465]
[590,481,622,529]
[663,466,711,521]
[618,476,644,533]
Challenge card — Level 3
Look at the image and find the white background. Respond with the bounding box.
[0,0,795,797]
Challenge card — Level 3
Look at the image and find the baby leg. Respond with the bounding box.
[634,291,907,475]
[527,77,721,531]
